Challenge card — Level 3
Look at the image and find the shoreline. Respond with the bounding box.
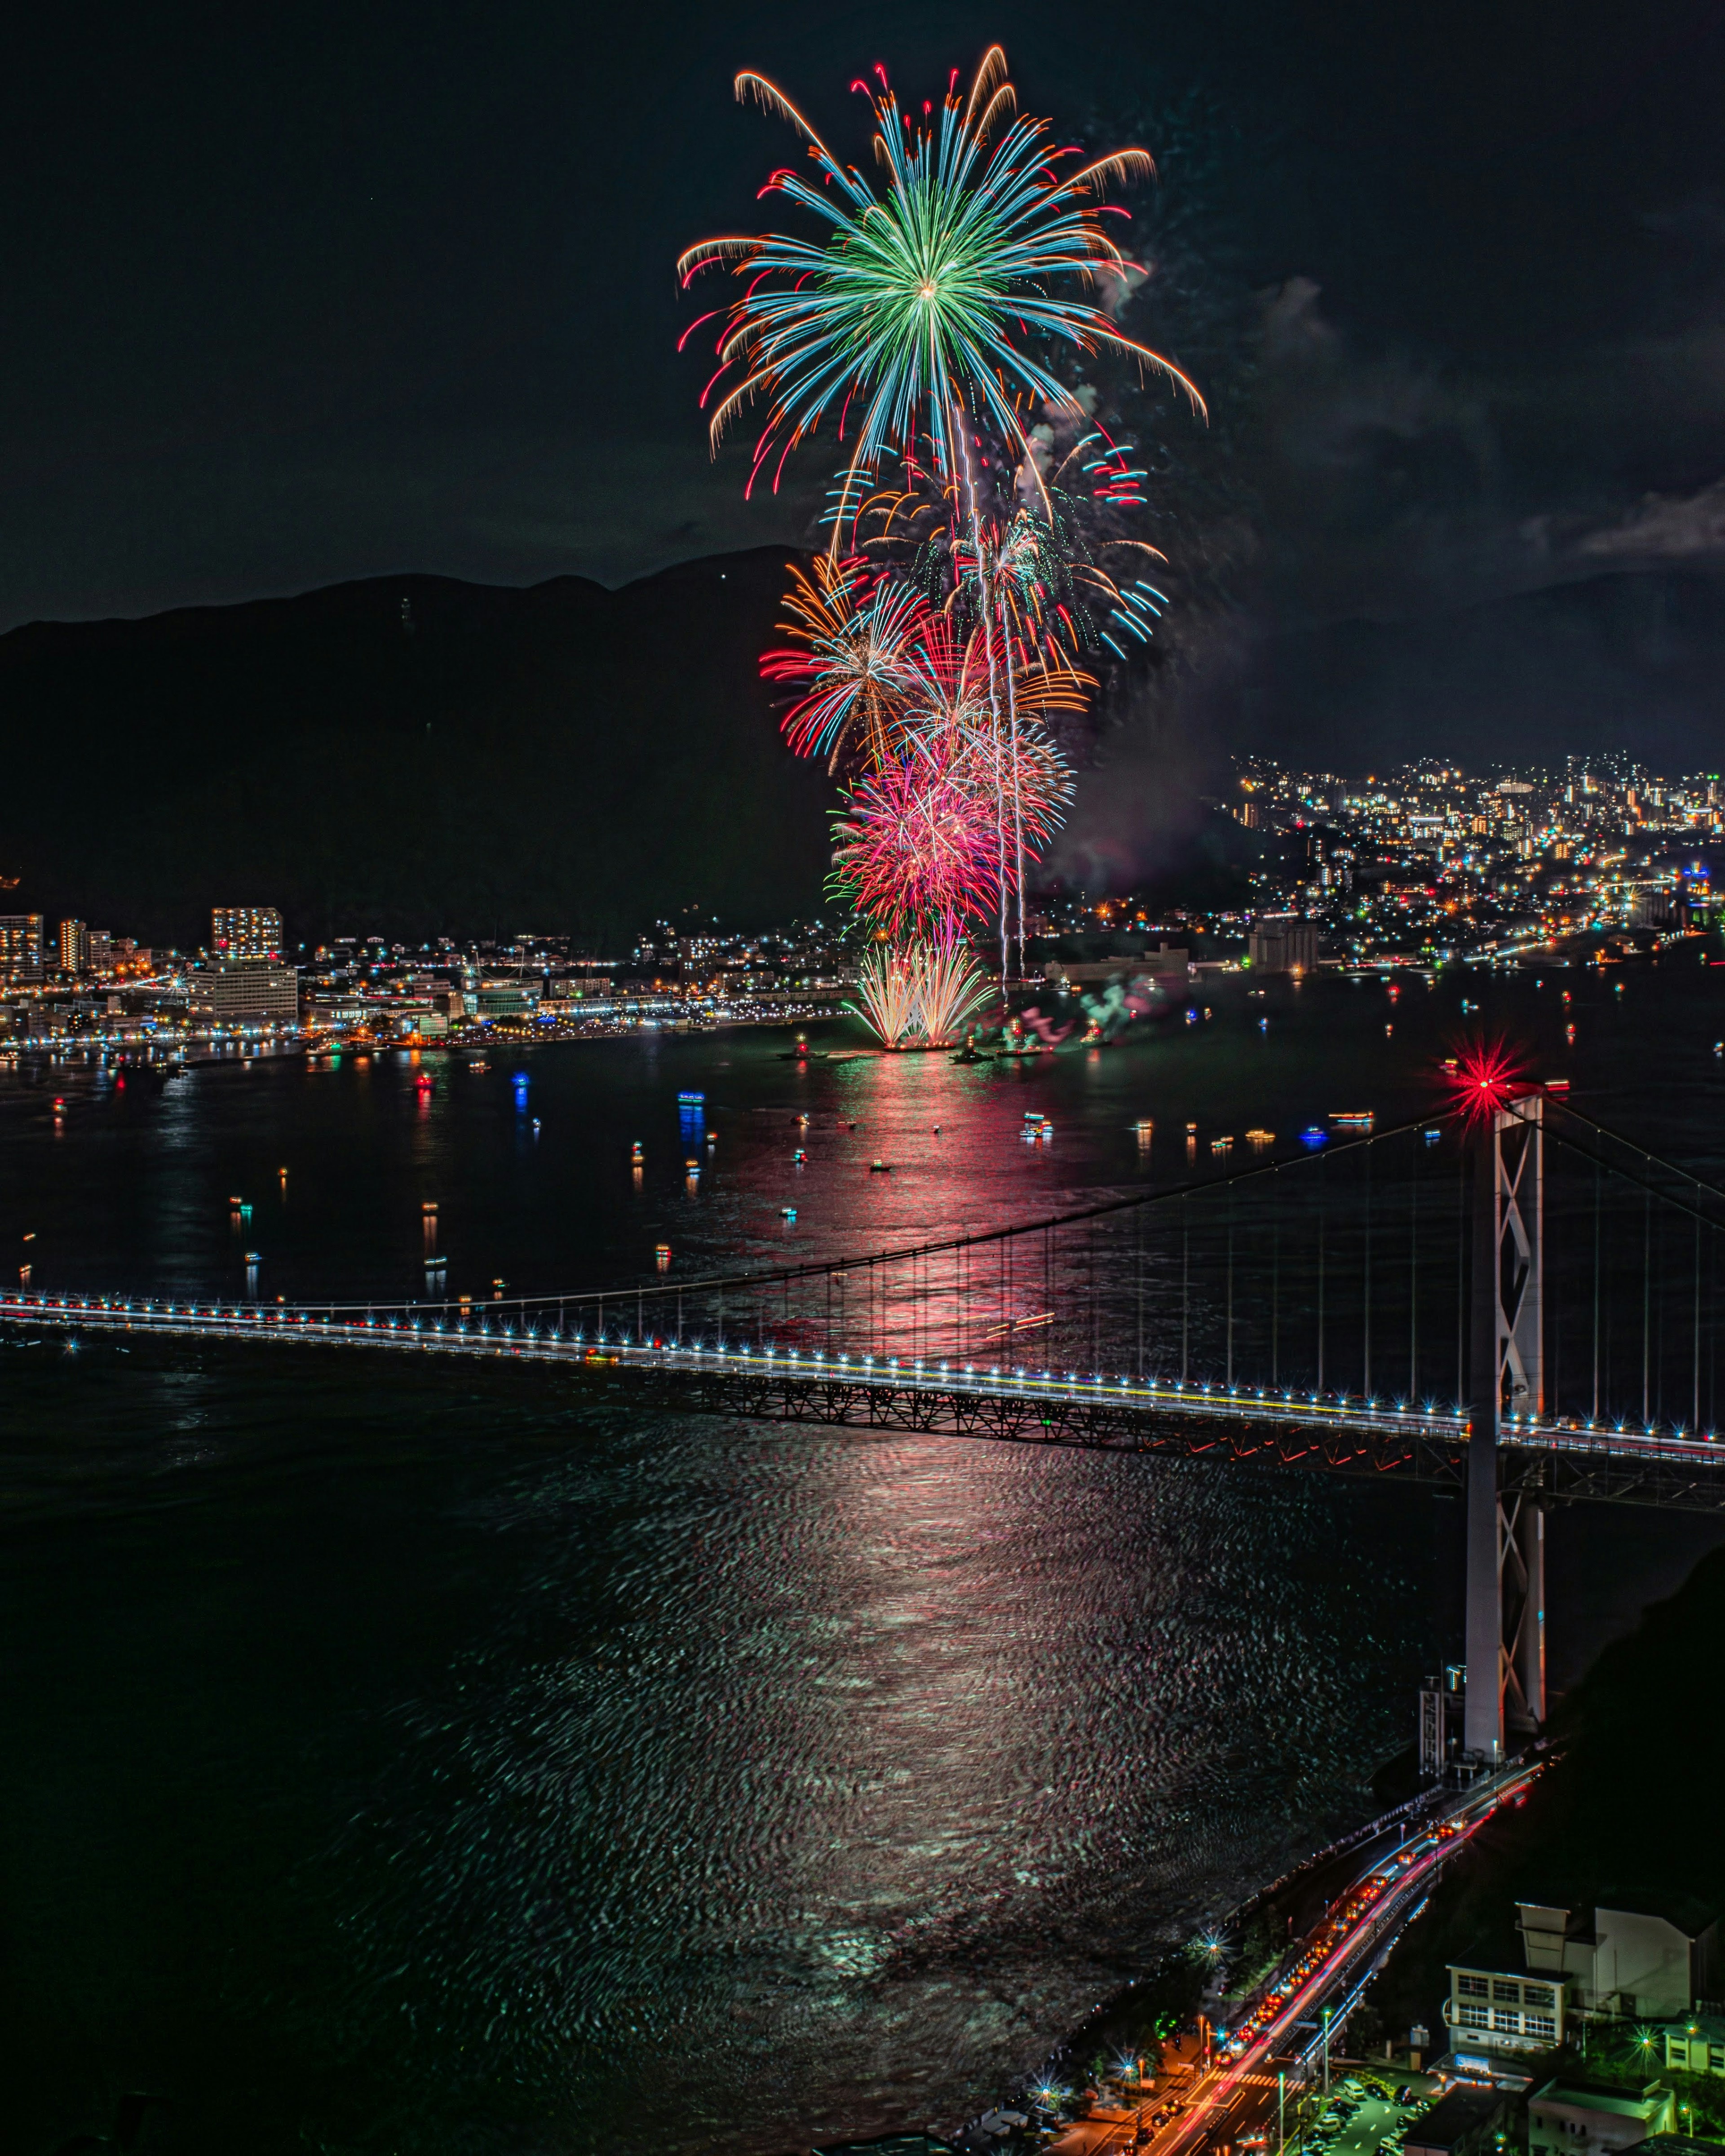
[924,1774,1446,2155]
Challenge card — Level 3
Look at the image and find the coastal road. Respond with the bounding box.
[1106,1762,1544,2156]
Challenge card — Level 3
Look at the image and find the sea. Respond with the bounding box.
[3,961,1722,2155]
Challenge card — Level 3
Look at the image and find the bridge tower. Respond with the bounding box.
[1463,1092,1547,1763]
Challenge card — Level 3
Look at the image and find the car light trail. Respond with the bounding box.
[1145,1764,1542,2156]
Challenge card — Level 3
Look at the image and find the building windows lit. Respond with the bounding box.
[212,906,283,960]
[0,914,45,981]
[58,919,88,973]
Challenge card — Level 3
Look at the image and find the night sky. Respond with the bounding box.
[5,0,1725,769]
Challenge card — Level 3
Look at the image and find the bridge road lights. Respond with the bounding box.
[1464,1093,1548,1765]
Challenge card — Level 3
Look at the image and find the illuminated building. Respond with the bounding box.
[196,961,300,1021]
[1443,1957,1564,2056]
[58,918,88,973]
[0,914,45,981]
[211,906,284,960]
[1662,2019,1725,2078]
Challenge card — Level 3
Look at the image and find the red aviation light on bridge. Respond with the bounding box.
[1438,1038,1532,1125]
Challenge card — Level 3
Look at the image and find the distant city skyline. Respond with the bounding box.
[9,15,1725,2150]
[4,750,1719,1056]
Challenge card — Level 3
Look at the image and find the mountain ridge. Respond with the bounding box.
[0,546,829,947]
[4,549,1721,945]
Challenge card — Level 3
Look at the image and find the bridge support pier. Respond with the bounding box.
[1464,1094,1546,1763]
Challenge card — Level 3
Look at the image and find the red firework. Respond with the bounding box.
[831,753,1001,937]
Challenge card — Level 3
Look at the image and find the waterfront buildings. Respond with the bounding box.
[0,916,853,1053]
[1032,754,1720,974]
[4,916,129,983]
[1247,912,1320,974]
[194,961,300,1021]
[4,747,1722,1052]
[1217,755,1721,969]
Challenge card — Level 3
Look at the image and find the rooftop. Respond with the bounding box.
[1531,2080,1671,2120]
[1595,1893,1719,1938]
[1451,1939,1567,1981]
[1404,2087,1508,2152]
[1515,1891,1720,1940]
[1665,2014,1725,2042]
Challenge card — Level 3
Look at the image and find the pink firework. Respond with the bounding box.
[832,754,1000,938]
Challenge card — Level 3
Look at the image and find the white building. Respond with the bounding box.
[1444,1958,1565,2058]
[1518,1900,1721,2021]
[1527,2077,1672,2156]
[194,962,299,1021]
[1664,2015,1725,2079]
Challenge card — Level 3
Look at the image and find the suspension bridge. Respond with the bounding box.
[7,1082,1725,1766]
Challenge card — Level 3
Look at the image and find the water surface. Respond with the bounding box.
[4,966,1721,2153]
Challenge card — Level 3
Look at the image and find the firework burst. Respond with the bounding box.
[685,49,1202,985]
[831,749,1001,939]
[851,944,923,1047]
[761,557,929,773]
[679,48,1204,530]
[849,934,991,1047]
[910,934,992,1043]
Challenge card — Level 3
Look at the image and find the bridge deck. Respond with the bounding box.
[6,1291,1724,1510]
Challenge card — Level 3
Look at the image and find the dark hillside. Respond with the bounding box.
[0,548,828,947]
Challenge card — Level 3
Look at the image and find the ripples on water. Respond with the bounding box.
[343,1418,1418,2147]
[0,1338,1425,2155]
[4,968,1719,2152]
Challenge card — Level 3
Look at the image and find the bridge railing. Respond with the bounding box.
[6,1096,1724,1448]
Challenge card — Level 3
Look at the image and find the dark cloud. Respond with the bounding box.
[1574,479,1725,563]
[1046,217,1725,884]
